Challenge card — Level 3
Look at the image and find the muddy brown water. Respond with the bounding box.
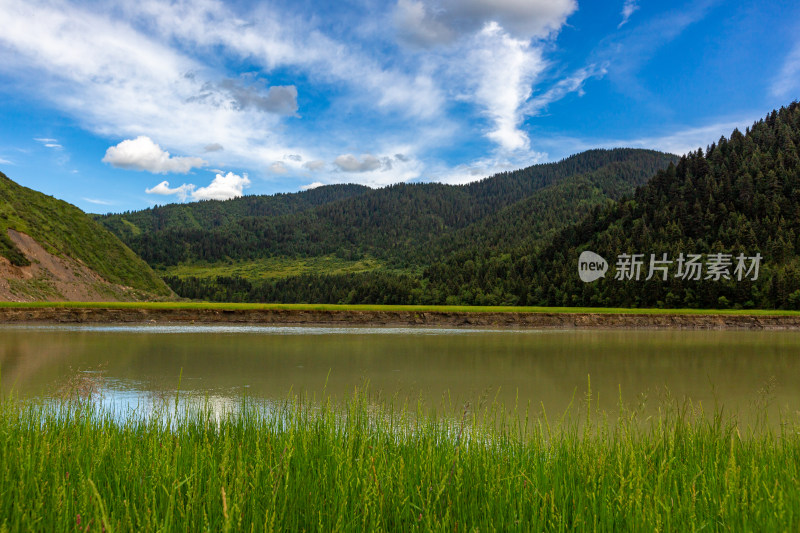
[2,324,799,427]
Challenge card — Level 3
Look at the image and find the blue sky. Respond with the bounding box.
[0,0,798,213]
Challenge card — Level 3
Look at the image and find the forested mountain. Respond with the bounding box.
[100,183,370,240]
[101,149,674,269]
[521,102,800,309]
[97,148,677,303]
[152,102,800,308]
[0,172,171,301]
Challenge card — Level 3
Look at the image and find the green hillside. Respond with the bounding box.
[99,183,371,240]
[523,102,800,309]
[98,149,677,303]
[101,149,673,268]
[0,171,171,299]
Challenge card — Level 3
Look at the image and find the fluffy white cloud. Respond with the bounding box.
[394,0,581,154]
[0,0,308,177]
[468,23,546,152]
[145,181,195,201]
[146,172,250,202]
[300,181,325,190]
[192,172,251,201]
[0,0,594,195]
[103,136,206,174]
[121,0,444,120]
[0,0,450,186]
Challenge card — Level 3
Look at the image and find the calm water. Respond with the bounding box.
[2,324,800,424]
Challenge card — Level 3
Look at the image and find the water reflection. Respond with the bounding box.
[2,324,800,426]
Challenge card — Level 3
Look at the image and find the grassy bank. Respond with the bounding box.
[1,391,799,531]
[2,300,800,315]
[158,255,387,281]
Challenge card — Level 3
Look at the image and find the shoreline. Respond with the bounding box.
[3,305,800,329]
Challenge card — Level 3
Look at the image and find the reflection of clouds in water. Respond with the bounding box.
[81,379,280,426]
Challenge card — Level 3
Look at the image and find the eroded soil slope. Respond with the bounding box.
[0,229,149,302]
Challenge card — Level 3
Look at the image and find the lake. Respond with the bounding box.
[2,324,799,425]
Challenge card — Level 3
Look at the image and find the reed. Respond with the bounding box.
[0,388,798,531]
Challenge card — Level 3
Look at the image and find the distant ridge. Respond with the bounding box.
[98,148,677,304]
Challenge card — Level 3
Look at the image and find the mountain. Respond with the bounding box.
[521,102,800,309]
[0,172,171,301]
[99,183,371,241]
[98,148,677,304]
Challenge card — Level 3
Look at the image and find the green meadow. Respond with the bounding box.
[1,387,799,531]
[157,255,388,281]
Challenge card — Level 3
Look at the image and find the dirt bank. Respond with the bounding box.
[2,306,800,329]
[0,229,144,302]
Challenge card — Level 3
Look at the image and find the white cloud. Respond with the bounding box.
[0,0,450,187]
[82,197,114,206]
[0,0,302,175]
[300,181,325,190]
[123,0,445,119]
[392,0,582,155]
[0,157,12,165]
[191,78,298,116]
[269,161,289,174]
[146,172,250,202]
[34,137,62,149]
[394,0,455,47]
[395,0,577,45]
[192,172,251,201]
[529,115,759,160]
[0,0,593,194]
[103,136,206,174]
[334,154,384,172]
[424,152,546,185]
[468,23,546,152]
[145,181,195,201]
[772,40,800,98]
[618,0,639,28]
[524,64,607,116]
[620,120,759,156]
[333,152,424,187]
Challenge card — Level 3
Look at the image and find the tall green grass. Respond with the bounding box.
[0,389,798,531]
